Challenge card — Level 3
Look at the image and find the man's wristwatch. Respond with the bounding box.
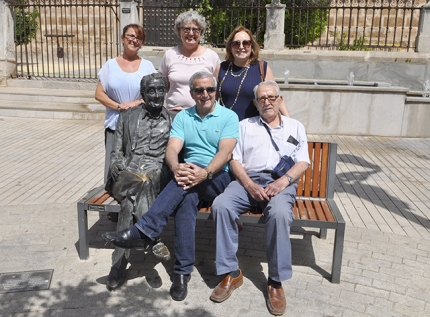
[285,173,294,184]
[204,167,213,180]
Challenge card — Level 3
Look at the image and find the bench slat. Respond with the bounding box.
[88,190,111,205]
[302,164,312,197]
[321,201,335,222]
[305,200,317,220]
[313,200,327,221]
[105,196,118,205]
[292,204,299,219]
[319,143,329,198]
[311,142,322,198]
[297,200,308,219]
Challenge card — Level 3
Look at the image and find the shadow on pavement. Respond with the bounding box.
[336,154,430,229]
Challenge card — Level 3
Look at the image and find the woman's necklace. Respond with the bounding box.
[219,62,250,110]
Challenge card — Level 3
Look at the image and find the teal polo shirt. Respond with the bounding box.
[170,102,239,172]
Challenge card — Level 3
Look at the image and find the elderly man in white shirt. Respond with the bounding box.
[210,80,310,316]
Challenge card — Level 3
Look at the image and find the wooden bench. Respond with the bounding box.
[77,141,345,283]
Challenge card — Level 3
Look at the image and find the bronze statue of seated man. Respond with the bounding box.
[105,72,172,291]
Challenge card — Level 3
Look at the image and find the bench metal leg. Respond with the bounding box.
[319,228,327,239]
[77,202,90,260]
[330,222,345,283]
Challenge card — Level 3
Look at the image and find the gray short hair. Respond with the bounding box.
[174,10,207,37]
[189,71,217,90]
[253,80,281,99]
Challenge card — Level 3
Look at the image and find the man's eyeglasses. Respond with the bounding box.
[125,34,143,42]
[182,27,201,34]
[256,95,279,104]
[231,40,252,49]
[192,87,217,94]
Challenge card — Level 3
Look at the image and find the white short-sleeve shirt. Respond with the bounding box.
[233,115,310,172]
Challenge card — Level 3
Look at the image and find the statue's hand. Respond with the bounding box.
[111,162,125,181]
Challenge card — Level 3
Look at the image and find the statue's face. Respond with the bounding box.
[144,78,166,112]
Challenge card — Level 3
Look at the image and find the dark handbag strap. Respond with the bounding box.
[259,60,265,82]
[262,122,282,158]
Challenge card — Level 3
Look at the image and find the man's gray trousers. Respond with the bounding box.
[211,172,297,282]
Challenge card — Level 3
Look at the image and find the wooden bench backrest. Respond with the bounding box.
[296,141,336,199]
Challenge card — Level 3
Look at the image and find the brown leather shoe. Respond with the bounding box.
[266,284,286,315]
[210,269,243,302]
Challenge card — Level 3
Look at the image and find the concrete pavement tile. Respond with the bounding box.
[355,284,390,299]
[340,273,372,287]
[364,298,398,316]
[387,246,427,261]
[371,278,407,294]
[285,298,331,316]
[410,273,430,289]
[416,254,430,265]
[325,294,367,314]
[392,300,428,317]
[371,251,403,265]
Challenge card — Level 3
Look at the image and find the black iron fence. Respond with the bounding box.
[293,0,425,51]
[139,0,267,47]
[6,0,426,80]
[141,0,423,51]
[8,0,120,80]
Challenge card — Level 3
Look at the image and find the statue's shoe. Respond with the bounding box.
[106,266,126,291]
[102,228,149,249]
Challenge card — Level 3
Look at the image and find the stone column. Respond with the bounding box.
[416,2,430,53]
[119,0,139,34]
[0,0,16,85]
[264,0,286,50]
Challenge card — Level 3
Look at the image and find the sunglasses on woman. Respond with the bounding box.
[230,40,252,49]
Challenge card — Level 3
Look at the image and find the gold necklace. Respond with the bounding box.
[218,62,250,110]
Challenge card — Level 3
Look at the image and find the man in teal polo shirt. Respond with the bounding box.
[103,71,239,301]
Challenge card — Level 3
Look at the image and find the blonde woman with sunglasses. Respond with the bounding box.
[214,26,290,120]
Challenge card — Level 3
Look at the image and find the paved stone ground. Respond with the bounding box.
[0,116,429,317]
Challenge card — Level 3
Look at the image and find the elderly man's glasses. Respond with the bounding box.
[125,34,143,42]
[256,95,279,104]
[182,27,201,34]
[192,87,216,94]
[231,40,252,49]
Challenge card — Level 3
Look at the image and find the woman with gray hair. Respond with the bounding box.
[159,10,220,116]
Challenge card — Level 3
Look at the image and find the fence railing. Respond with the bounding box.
[5,0,425,80]
[296,0,424,51]
[140,0,423,51]
[7,0,120,80]
[138,0,267,47]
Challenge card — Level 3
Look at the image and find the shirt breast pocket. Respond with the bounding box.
[281,141,298,157]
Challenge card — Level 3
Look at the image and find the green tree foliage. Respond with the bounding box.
[284,0,329,48]
[14,5,39,45]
